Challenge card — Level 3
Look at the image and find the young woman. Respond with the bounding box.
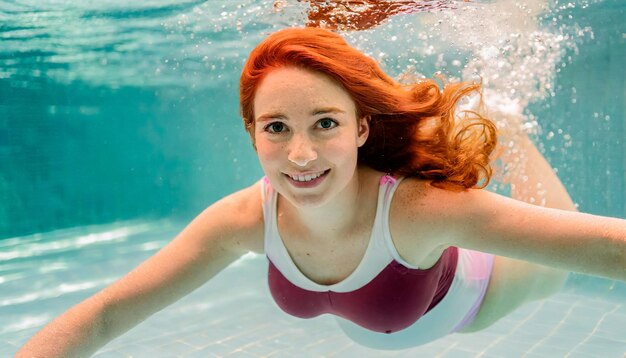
[17,27,626,356]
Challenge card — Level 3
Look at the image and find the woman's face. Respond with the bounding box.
[253,66,369,208]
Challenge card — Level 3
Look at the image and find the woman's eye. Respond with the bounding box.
[265,122,286,133]
[318,118,337,129]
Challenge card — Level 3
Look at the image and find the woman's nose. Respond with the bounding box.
[287,135,318,167]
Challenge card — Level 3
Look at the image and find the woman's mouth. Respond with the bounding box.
[284,169,330,188]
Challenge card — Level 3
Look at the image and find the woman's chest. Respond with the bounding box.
[279,228,445,286]
[282,230,370,285]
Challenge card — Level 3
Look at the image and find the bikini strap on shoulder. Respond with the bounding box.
[379,173,397,186]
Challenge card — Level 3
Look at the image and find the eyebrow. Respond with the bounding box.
[255,107,346,122]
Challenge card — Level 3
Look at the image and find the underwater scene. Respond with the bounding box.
[1,0,625,356]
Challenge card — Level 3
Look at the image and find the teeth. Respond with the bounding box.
[290,171,325,182]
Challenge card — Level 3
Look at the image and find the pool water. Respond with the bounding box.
[1,0,625,356]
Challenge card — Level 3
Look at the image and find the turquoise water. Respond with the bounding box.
[1,0,625,356]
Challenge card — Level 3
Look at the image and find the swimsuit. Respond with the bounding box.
[260,175,494,349]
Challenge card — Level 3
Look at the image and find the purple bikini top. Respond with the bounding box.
[267,246,458,334]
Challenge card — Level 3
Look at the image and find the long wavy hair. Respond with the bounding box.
[240,27,497,190]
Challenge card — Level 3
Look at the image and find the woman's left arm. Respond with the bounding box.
[447,188,626,281]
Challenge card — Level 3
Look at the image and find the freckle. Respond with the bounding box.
[306,253,311,256]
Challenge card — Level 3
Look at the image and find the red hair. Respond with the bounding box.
[240,27,497,190]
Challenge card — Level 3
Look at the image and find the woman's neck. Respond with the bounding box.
[278,167,378,240]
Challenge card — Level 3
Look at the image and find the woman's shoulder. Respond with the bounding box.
[360,167,461,216]
[390,177,471,246]
[196,180,265,254]
[391,177,439,226]
[394,177,471,212]
[218,179,265,216]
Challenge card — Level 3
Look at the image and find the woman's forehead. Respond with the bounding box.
[253,67,356,119]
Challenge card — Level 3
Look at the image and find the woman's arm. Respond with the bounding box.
[396,179,626,281]
[449,188,626,280]
[15,182,264,357]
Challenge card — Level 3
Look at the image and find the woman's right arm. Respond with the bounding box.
[15,182,264,357]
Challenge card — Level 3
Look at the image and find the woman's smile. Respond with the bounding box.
[284,169,331,188]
